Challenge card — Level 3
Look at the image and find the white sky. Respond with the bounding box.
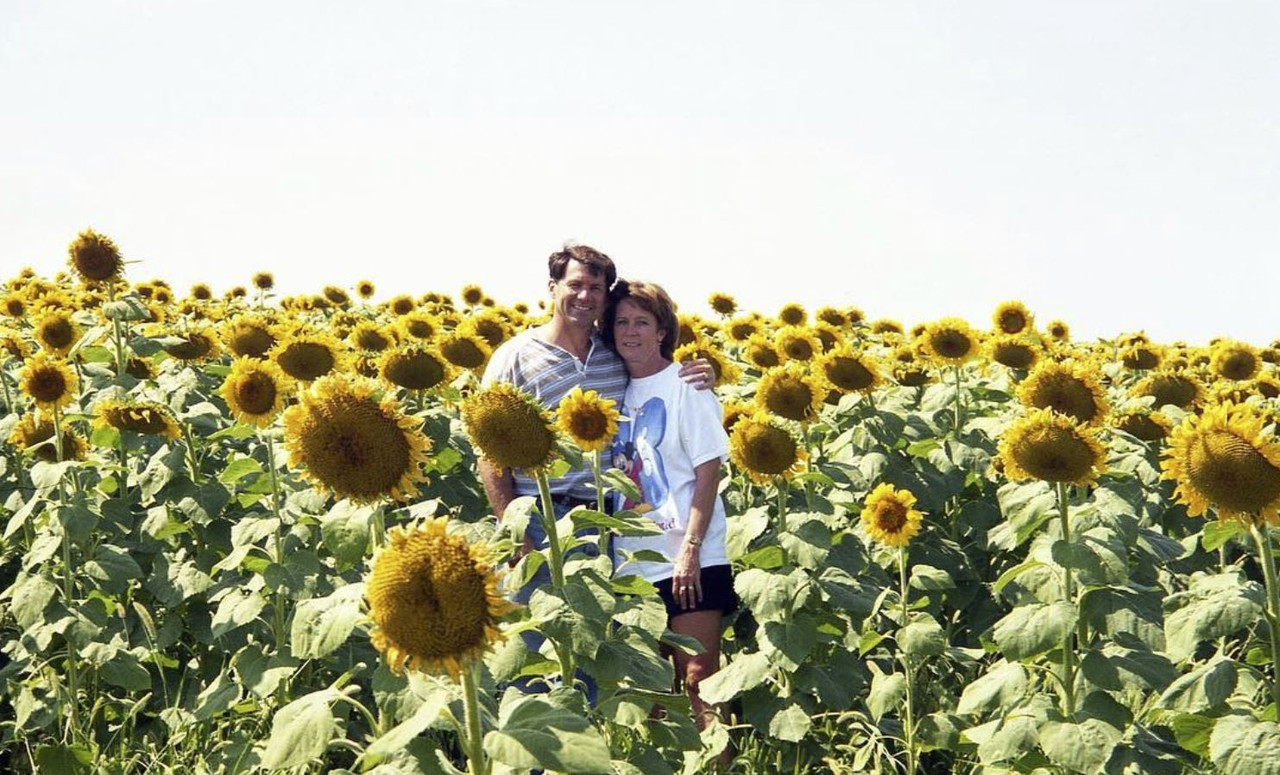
[2,1,1277,344]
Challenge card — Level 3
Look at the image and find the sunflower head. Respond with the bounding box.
[367,518,513,678]
[9,414,86,462]
[252,272,274,291]
[992,301,1033,335]
[1046,320,1070,342]
[1210,340,1261,382]
[2,292,27,318]
[725,316,762,344]
[861,483,924,548]
[922,318,979,364]
[555,386,621,454]
[1017,360,1109,426]
[354,280,375,299]
[190,283,213,301]
[34,311,80,355]
[1161,401,1280,525]
[18,353,79,412]
[460,284,485,306]
[673,343,741,386]
[728,412,807,485]
[67,229,124,284]
[221,358,293,428]
[439,331,492,371]
[463,382,559,472]
[270,331,346,382]
[770,325,819,363]
[871,319,905,336]
[1114,408,1173,443]
[1132,369,1206,410]
[987,334,1041,371]
[350,321,396,353]
[708,292,737,317]
[95,398,181,440]
[0,328,30,362]
[1119,343,1163,371]
[998,408,1107,486]
[777,303,807,327]
[721,399,753,436]
[163,328,221,362]
[466,312,510,349]
[398,312,440,342]
[283,374,432,503]
[818,346,881,394]
[223,316,277,359]
[890,346,931,387]
[387,294,417,317]
[744,334,781,370]
[379,346,451,392]
[756,363,826,423]
[815,306,848,329]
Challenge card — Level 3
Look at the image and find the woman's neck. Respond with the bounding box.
[627,356,672,379]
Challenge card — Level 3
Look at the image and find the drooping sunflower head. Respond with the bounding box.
[223,316,277,359]
[379,345,451,392]
[34,310,80,355]
[743,334,782,370]
[438,331,492,372]
[163,328,221,362]
[755,363,826,423]
[1162,401,1280,525]
[367,518,513,678]
[349,321,396,353]
[987,334,1041,371]
[1119,342,1163,371]
[555,386,621,454]
[270,331,347,383]
[323,285,351,306]
[922,318,979,364]
[67,229,124,284]
[18,353,79,413]
[992,301,1033,335]
[724,316,762,343]
[1113,408,1173,443]
[818,345,882,394]
[1017,360,1109,426]
[9,413,87,462]
[1210,340,1261,382]
[810,322,844,354]
[220,357,293,428]
[860,482,924,548]
[1045,319,1070,342]
[1132,369,1206,410]
[460,284,485,306]
[94,398,181,440]
[729,411,807,485]
[282,374,432,503]
[777,303,807,327]
[998,408,1107,486]
[708,292,737,317]
[462,382,559,472]
[0,328,30,362]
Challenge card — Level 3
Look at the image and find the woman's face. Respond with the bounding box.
[612,298,666,374]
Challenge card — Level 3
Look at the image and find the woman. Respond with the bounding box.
[603,279,735,730]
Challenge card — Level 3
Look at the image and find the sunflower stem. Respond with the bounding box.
[461,663,490,775]
[590,450,611,558]
[106,279,128,379]
[899,548,917,775]
[1249,521,1280,712]
[534,470,576,687]
[182,422,201,484]
[951,364,963,438]
[0,359,15,413]
[775,478,787,535]
[1056,481,1077,716]
[52,405,82,744]
[263,433,291,700]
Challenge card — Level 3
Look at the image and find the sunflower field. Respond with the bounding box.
[4,231,1280,774]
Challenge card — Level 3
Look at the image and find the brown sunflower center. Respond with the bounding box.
[1140,375,1199,408]
[384,352,447,391]
[738,423,798,476]
[1185,430,1280,514]
[230,327,275,358]
[234,372,279,415]
[166,334,213,360]
[567,407,609,442]
[1024,373,1101,424]
[825,357,875,392]
[1117,414,1167,442]
[355,328,392,352]
[748,346,780,369]
[783,338,815,361]
[304,396,413,499]
[1011,425,1098,482]
[998,311,1027,334]
[39,319,74,349]
[761,378,815,422]
[1219,352,1258,381]
[930,330,973,360]
[441,338,487,369]
[278,342,336,381]
[994,343,1036,369]
[873,501,909,534]
[27,367,69,402]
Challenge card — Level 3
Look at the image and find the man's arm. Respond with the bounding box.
[678,358,717,391]
[478,457,516,519]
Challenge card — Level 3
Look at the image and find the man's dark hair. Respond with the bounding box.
[548,243,617,289]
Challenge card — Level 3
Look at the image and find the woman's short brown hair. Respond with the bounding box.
[604,279,679,361]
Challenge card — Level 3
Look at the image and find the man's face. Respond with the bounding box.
[549,260,608,329]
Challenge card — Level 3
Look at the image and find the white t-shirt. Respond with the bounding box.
[611,362,730,582]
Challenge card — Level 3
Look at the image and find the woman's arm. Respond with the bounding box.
[671,456,722,609]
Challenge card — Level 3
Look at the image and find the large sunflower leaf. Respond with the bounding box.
[992,602,1076,661]
[1209,715,1280,775]
[486,695,610,774]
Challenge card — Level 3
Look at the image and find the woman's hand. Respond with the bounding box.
[672,540,703,610]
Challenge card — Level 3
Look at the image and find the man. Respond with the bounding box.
[479,243,712,556]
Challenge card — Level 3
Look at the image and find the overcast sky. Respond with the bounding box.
[2,1,1277,344]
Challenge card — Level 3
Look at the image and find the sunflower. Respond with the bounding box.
[462,382,558,472]
[673,342,742,386]
[772,325,821,363]
[163,328,221,362]
[812,322,844,353]
[815,306,848,328]
[676,316,703,349]
[67,229,124,284]
[226,286,247,300]
[220,358,292,428]
[126,357,155,381]
[726,316,763,343]
[708,292,737,317]
[991,301,1033,335]
[987,334,1041,371]
[439,331,492,371]
[998,408,1107,486]
[777,303,807,327]
[555,386,621,454]
[460,284,485,306]
[1114,408,1173,443]
[1045,320,1070,343]
[251,272,274,291]
[34,310,80,355]
[355,280,375,299]
[223,316,277,359]
[18,353,78,412]
[387,294,417,317]
[283,374,432,503]
[2,292,27,319]
[890,346,931,387]
[845,307,867,326]
[743,334,781,370]
[922,318,979,364]
[1119,343,1163,371]
[0,328,30,362]
[379,346,451,391]
[1210,340,1261,382]
[466,312,510,349]
[870,319,905,336]
[1162,401,1280,525]
[722,399,753,436]
[861,483,924,548]
[1254,374,1280,400]
[190,283,213,301]
[349,321,396,353]
[818,346,881,394]
[756,363,826,423]
[367,518,512,678]
[1017,360,1109,426]
[9,414,87,462]
[728,412,807,485]
[95,398,181,440]
[271,332,346,382]
[1132,369,1206,410]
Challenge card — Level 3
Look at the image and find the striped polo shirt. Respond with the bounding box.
[481,329,628,498]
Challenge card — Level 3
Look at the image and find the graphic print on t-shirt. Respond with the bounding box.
[610,396,671,520]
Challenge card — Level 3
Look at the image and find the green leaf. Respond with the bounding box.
[485,695,611,774]
[768,703,811,742]
[601,467,642,503]
[1169,713,1215,758]
[899,616,947,658]
[34,743,94,774]
[762,618,817,670]
[725,507,769,561]
[993,602,1076,661]
[1156,657,1237,712]
[84,544,143,594]
[361,692,449,767]
[570,508,662,537]
[234,645,299,699]
[100,650,151,691]
[868,669,906,721]
[956,660,1028,715]
[734,567,809,622]
[10,574,58,630]
[778,516,832,569]
[699,651,774,705]
[909,564,955,591]
[1164,574,1264,662]
[319,500,374,567]
[259,689,339,769]
[211,589,268,638]
[1209,715,1280,775]
[1201,519,1245,551]
[220,456,263,486]
[291,586,363,659]
[1038,718,1122,774]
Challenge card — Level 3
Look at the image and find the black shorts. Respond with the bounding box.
[654,564,737,620]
